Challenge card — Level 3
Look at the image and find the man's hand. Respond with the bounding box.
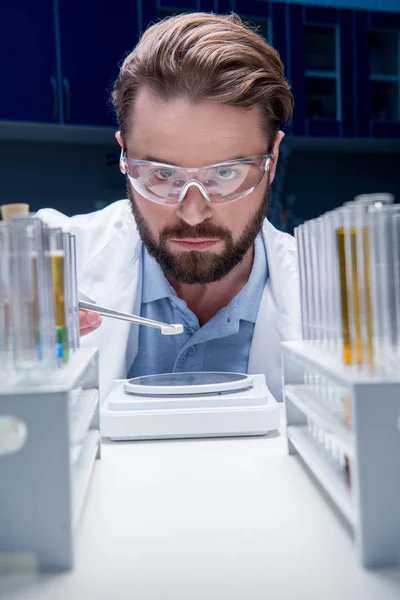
[79,310,102,336]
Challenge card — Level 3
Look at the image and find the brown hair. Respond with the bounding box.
[112,12,293,150]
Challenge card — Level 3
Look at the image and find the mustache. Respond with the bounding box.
[160,222,232,243]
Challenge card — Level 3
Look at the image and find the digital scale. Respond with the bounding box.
[101,372,280,440]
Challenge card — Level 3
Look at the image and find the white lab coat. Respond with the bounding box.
[37,200,301,401]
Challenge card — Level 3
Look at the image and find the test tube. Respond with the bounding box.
[69,234,80,351]
[63,232,74,356]
[335,205,370,367]
[392,211,400,357]
[337,206,356,365]
[44,228,69,365]
[303,220,318,343]
[349,202,375,369]
[295,225,310,340]
[385,205,400,366]
[309,219,323,346]
[8,217,56,380]
[0,223,11,379]
[316,216,330,347]
[62,232,80,354]
[367,204,400,372]
[324,211,342,358]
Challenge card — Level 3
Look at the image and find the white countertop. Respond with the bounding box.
[1,429,400,600]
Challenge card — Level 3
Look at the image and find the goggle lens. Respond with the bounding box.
[123,155,271,206]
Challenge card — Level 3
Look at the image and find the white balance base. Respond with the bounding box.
[101,374,280,441]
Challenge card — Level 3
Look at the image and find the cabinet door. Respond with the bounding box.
[58,0,139,127]
[0,1,58,122]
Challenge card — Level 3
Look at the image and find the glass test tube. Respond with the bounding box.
[316,216,330,347]
[296,224,314,440]
[304,220,318,343]
[367,204,400,372]
[344,202,374,369]
[304,222,316,343]
[392,211,400,358]
[367,206,387,371]
[335,205,371,367]
[62,232,79,354]
[307,219,324,388]
[324,211,341,358]
[69,234,80,351]
[295,225,310,340]
[338,206,356,365]
[44,228,69,365]
[0,223,11,378]
[310,219,324,345]
[8,217,56,379]
[385,205,400,365]
[63,232,74,356]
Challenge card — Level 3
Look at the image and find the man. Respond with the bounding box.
[38,12,301,400]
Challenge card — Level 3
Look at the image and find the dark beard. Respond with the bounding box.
[127,184,269,284]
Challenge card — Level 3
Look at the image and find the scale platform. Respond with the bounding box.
[101,372,280,441]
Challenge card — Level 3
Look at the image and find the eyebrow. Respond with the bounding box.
[138,154,255,166]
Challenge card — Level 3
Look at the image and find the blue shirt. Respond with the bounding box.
[128,234,268,378]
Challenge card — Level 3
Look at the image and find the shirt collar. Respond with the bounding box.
[235,233,268,323]
[141,247,175,303]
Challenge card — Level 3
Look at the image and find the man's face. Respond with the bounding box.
[118,89,282,284]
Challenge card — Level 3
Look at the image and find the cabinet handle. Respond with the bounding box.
[62,78,71,122]
[50,76,58,121]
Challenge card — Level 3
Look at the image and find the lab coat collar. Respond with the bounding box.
[77,202,141,304]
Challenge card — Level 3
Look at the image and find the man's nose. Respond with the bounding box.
[175,184,213,227]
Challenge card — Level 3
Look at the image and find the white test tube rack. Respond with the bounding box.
[282,340,400,569]
[0,347,101,571]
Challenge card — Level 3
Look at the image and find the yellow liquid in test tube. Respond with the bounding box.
[363,228,374,366]
[336,228,374,366]
[49,252,68,364]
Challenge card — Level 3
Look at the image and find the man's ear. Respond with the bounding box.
[115,131,124,149]
[268,131,285,184]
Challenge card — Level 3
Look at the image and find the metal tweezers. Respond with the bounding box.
[79,300,184,336]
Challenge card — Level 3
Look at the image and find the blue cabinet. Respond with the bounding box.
[58,0,139,126]
[0,1,58,123]
[0,0,140,127]
[1,0,399,138]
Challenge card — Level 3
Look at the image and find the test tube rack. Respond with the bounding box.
[0,348,100,571]
[282,340,400,569]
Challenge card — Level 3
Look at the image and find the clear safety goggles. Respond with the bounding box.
[120,149,272,206]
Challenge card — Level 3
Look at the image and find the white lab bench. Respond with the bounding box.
[1,424,400,600]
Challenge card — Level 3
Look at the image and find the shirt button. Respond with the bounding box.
[187,346,196,356]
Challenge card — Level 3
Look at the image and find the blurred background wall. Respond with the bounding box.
[1,0,399,232]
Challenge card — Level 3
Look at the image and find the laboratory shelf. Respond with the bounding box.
[287,425,355,527]
[282,340,400,568]
[73,430,101,527]
[0,121,116,146]
[70,388,99,446]
[0,347,100,395]
[0,347,101,572]
[285,384,353,457]
[281,340,399,386]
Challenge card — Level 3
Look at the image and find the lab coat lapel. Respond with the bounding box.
[78,214,143,401]
[248,220,301,401]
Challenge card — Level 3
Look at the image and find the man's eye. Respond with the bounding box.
[216,167,239,180]
[152,168,175,180]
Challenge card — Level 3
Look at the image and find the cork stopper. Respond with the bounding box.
[0,203,30,221]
